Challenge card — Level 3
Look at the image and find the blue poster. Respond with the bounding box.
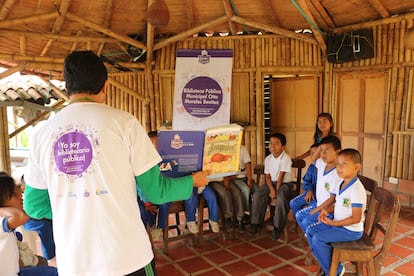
[157,130,205,178]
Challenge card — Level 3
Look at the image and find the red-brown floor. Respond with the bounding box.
[152,207,414,276]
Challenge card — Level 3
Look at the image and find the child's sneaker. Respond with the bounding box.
[186,221,199,234]
[209,220,220,233]
[151,227,163,242]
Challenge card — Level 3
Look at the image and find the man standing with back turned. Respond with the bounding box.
[23,51,209,276]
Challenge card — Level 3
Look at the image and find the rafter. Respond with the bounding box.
[230,16,318,44]
[308,0,334,30]
[20,35,27,56]
[367,0,390,18]
[0,30,118,44]
[222,0,237,35]
[262,0,280,27]
[153,16,228,51]
[0,0,16,20]
[0,11,58,28]
[186,0,194,30]
[291,0,327,55]
[0,63,26,80]
[65,12,146,50]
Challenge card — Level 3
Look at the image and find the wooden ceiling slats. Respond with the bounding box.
[262,0,280,28]
[222,0,237,35]
[0,0,16,20]
[307,0,334,31]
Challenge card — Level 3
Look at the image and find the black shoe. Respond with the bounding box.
[272,227,281,240]
[237,221,245,233]
[242,214,251,225]
[249,224,259,235]
[225,218,234,230]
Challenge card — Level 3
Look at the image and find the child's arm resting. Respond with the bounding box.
[23,185,52,220]
[330,205,363,227]
[0,207,30,230]
[136,165,193,204]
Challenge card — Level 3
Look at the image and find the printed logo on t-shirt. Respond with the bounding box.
[324,182,330,191]
[53,131,93,175]
[343,198,350,207]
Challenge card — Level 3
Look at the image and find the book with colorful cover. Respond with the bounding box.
[203,124,243,179]
[157,124,242,179]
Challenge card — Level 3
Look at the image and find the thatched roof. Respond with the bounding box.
[0,0,414,77]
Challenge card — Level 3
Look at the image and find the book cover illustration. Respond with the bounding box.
[157,130,205,178]
[203,124,243,179]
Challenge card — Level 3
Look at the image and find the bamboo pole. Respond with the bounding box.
[222,0,237,35]
[65,12,146,50]
[107,77,149,103]
[0,11,58,28]
[9,100,66,138]
[231,16,318,45]
[0,63,26,80]
[0,0,16,20]
[146,0,156,131]
[153,16,228,51]
[334,11,414,33]
[0,107,11,173]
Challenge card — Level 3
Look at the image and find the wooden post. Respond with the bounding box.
[0,107,11,173]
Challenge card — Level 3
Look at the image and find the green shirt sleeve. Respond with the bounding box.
[23,185,52,220]
[136,165,193,204]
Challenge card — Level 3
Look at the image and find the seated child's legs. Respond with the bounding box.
[19,266,58,276]
[24,219,55,260]
[300,211,320,233]
[209,181,233,219]
[157,202,171,230]
[310,226,363,275]
[250,184,270,225]
[201,186,219,222]
[295,205,315,232]
[232,178,251,214]
[229,182,244,221]
[273,183,293,230]
[289,192,308,216]
[184,188,198,222]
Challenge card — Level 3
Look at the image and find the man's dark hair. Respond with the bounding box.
[319,135,341,151]
[270,132,287,146]
[148,131,158,138]
[0,174,15,207]
[63,51,108,96]
[339,148,362,164]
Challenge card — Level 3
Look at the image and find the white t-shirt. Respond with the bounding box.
[264,151,292,183]
[25,103,162,276]
[315,158,342,206]
[236,145,251,178]
[333,177,367,232]
[0,216,20,276]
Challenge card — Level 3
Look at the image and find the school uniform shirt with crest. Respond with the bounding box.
[264,150,291,183]
[315,158,342,206]
[0,216,20,276]
[332,177,367,232]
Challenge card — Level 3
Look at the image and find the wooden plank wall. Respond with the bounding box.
[333,20,414,182]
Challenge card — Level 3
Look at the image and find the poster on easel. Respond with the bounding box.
[172,49,233,131]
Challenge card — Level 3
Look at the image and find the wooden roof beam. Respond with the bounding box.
[0,11,58,28]
[230,15,318,44]
[0,0,16,20]
[308,0,335,30]
[20,35,27,56]
[0,63,26,80]
[186,0,194,30]
[0,30,118,44]
[292,0,327,55]
[52,0,71,34]
[153,16,228,51]
[65,12,146,50]
[0,53,64,64]
[262,0,281,27]
[222,0,237,35]
[367,0,390,18]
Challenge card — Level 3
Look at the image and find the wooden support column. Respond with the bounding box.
[0,107,11,173]
[146,0,156,131]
